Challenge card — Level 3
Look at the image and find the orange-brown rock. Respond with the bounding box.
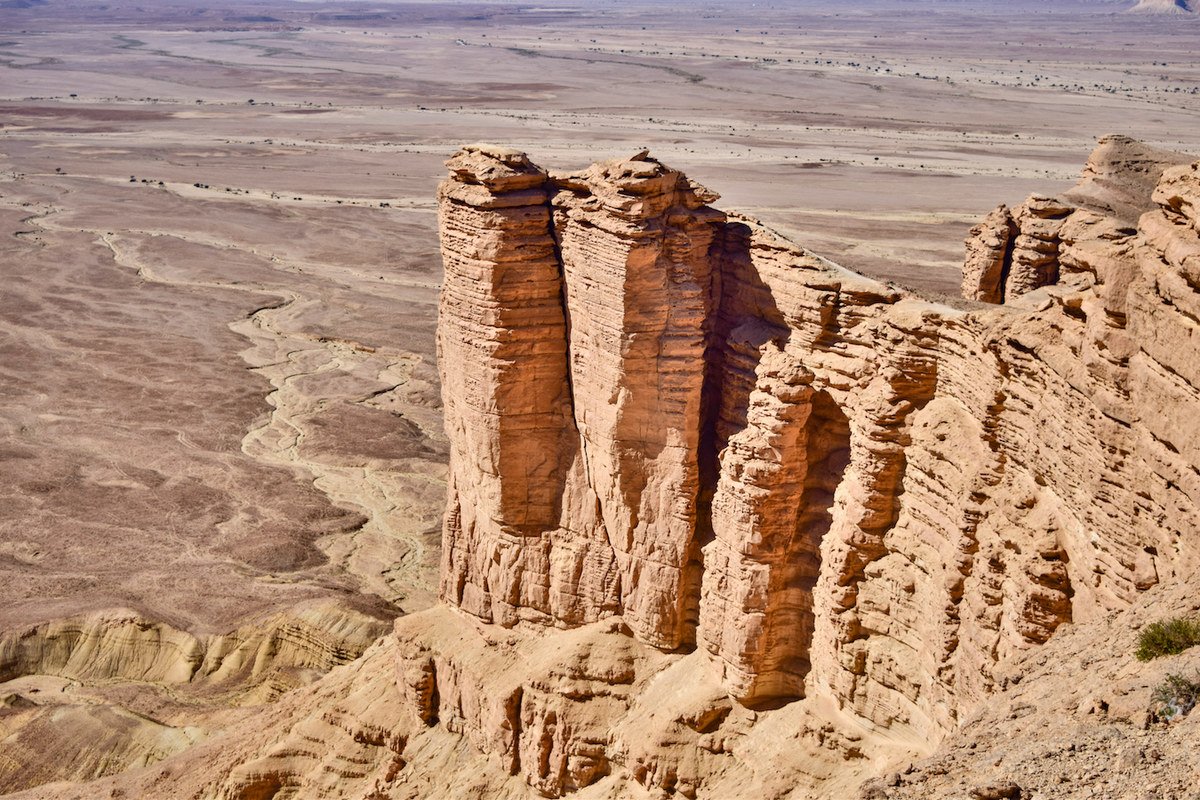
[549,153,725,650]
[394,140,1200,797]
[962,135,1192,305]
[437,146,725,649]
[436,144,575,629]
[14,139,1199,800]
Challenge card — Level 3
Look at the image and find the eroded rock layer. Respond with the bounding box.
[402,140,1200,797]
[437,145,728,650]
[962,134,1192,304]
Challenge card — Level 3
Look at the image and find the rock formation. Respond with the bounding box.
[437,145,724,649]
[383,138,1200,797]
[1128,0,1195,13]
[960,204,1015,303]
[962,134,1191,303]
[18,137,1199,800]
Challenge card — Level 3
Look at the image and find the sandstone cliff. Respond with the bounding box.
[436,146,724,650]
[388,139,1200,797]
[961,135,1191,304]
[17,139,1200,800]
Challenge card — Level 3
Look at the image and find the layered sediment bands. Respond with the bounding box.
[0,603,389,695]
[437,146,725,649]
[961,205,1015,303]
[0,605,392,793]
[698,343,829,703]
[0,683,209,794]
[1063,134,1194,224]
[1003,195,1074,299]
[962,135,1192,305]
[402,140,1200,797]
[396,610,663,797]
[551,154,724,649]
[436,144,574,627]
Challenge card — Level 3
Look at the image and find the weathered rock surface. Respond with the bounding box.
[12,139,1200,800]
[961,205,1015,303]
[438,145,726,649]
[1063,134,1192,225]
[962,135,1192,305]
[0,602,388,693]
[862,578,1200,800]
[390,140,1200,796]
[0,603,390,794]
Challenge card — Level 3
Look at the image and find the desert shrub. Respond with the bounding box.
[1150,673,1200,723]
[1134,616,1200,661]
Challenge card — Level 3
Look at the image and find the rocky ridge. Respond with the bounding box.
[380,138,1200,797]
[13,138,1199,800]
[961,135,1191,304]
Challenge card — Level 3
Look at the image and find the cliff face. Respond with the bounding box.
[397,141,1200,797]
[437,146,724,649]
[961,134,1191,304]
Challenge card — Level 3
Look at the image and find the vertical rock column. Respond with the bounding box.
[809,313,941,726]
[437,145,572,627]
[551,153,724,650]
[960,197,1074,305]
[961,205,1016,303]
[698,336,851,703]
[1004,195,1074,300]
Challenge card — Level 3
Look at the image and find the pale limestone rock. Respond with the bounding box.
[0,602,388,692]
[1153,160,1200,232]
[961,136,1192,306]
[961,205,1015,303]
[395,609,667,796]
[1064,134,1190,225]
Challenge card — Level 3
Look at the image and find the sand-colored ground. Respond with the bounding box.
[0,0,1198,794]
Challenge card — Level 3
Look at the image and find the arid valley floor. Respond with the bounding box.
[2,1,1200,798]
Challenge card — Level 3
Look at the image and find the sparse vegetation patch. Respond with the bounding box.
[1150,673,1200,722]
[1135,616,1200,661]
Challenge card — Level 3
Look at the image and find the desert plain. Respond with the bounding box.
[1,0,1200,797]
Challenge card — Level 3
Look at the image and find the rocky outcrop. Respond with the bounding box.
[0,602,389,696]
[0,603,393,794]
[435,144,576,630]
[962,135,1192,305]
[1000,194,1074,299]
[438,145,726,650]
[961,205,1015,303]
[393,140,1200,797]
[0,700,205,792]
[1063,134,1193,225]
[862,577,1200,800]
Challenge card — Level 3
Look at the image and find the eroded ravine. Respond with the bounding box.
[83,223,447,610]
[0,182,445,791]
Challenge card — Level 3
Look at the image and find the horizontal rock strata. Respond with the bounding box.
[962,134,1192,305]
[397,139,1200,796]
[0,602,389,696]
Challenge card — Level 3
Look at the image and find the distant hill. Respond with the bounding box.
[1129,0,1196,12]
